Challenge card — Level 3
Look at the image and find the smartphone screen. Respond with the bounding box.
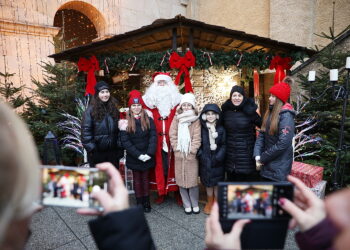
[41,166,108,210]
[226,184,273,219]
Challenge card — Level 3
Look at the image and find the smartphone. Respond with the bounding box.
[41,165,108,211]
[218,182,294,249]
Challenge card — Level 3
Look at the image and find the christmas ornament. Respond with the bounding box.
[77,55,100,95]
[169,51,196,93]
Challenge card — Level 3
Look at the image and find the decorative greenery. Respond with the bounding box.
[0,71,29,109]
[97,48,308,76]
[297,28,350,187]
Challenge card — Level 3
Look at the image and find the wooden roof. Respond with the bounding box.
[50,15,315,62]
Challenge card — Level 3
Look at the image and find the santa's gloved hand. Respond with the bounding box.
[138,155,146,161]
[143,154,151,162]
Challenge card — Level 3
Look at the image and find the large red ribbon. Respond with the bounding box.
[269,55,292,85]
[169,51,195,93]
[77,56,100,95]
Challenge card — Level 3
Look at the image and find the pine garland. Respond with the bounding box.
[97,48,307,75]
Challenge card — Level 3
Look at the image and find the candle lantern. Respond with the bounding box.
[43,131,62,165]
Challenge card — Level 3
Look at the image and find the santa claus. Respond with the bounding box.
[142,72,183,204]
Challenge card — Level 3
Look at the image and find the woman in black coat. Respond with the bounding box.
[221,85,261,181]
[81,81,123,168]
[198,104,226,214]
[119,90,157,212]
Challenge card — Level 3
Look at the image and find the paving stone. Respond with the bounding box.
[25,207,78,250]
[54,240,86,250]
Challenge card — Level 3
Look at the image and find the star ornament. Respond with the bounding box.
[282,128,290,135]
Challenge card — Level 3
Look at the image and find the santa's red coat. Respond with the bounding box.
[147,107,178,196]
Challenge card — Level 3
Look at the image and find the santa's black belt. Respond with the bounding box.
[158,117,168,120]
[158,132,168,136]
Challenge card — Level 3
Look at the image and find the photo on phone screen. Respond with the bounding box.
[41,166,107,210]
[227,184,273,219]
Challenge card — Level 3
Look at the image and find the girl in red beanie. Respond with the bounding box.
[253,77,295,181]
[119,90,157,212]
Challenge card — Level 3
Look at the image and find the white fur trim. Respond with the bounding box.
[154,74,172,83]
[212,132,218,139]
[145,109,153,119]
[210,144,217,151]
[201,113,207,121]
[118,119,128,131]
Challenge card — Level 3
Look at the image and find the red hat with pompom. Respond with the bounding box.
[269,81,291,103]
[128,90,145,107]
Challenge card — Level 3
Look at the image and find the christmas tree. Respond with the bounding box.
[22,61,86,165]
[0,71,29,109]
[297,28,350,186]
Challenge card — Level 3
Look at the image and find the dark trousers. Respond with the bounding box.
[161,150,169,177]
[133,170,150,198]
[88,150,121,168]
[226,171,261,182]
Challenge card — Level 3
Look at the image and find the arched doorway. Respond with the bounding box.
[53,1,107,52]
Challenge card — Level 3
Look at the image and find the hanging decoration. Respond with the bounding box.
[128,56,137,71]
[169,51,196,93]
[269,55,292,85]
[77,55,100,95]
[96,49,305,74]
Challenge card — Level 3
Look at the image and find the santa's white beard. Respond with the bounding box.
[143,83,182,117]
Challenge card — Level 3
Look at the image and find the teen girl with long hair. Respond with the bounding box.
[254,77,296,181]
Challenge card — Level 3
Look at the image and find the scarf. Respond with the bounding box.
[206,121,218,151]
[176,110,198,156]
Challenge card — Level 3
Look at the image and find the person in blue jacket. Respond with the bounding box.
[254,77,295,181]
[198,104,226,214]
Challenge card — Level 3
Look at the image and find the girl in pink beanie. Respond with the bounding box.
[253,77,296,181]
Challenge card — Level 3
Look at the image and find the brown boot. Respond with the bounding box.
[203,196,214,215]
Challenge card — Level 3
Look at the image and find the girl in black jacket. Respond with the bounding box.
[81,81,123,168]
[198,104,226,214]
[221,86,261,181]
[254,77,295,181]
[119,90,157,212]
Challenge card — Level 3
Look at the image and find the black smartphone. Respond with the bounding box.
[41,166,108,211]
[218,182,294,249]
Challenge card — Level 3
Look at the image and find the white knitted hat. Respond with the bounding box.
[179,93,196,108]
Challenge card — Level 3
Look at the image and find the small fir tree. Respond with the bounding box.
[297,28,350,186]
[0,71,29,109]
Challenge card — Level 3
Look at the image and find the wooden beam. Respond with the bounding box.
[189,28,194,50]
[172,28,177,50]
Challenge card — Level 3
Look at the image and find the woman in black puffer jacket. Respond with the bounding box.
[198,104,226,214]
[81,81,123,168]
[221,85,261,181]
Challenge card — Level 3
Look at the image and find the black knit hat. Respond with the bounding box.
[230,85,245,98]
[94,81,109,94]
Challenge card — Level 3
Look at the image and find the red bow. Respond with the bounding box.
[77,56,100,95]
[269,56,292,85]
[169,51,196,93]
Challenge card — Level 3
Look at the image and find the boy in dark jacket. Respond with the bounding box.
[119,90,157,212]
[198,104,226,214]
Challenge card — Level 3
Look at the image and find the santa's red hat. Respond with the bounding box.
[269,81,291,103]
[128,90,145,107]
[152,72,172,83]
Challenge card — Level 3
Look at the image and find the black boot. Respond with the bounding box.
[143,196,151,213]
[136,197,143,208]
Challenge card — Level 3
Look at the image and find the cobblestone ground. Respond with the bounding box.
[26,192,299,250]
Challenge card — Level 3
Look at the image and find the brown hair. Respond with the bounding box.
[126,109,151,133]
[91,96,119,121]
[261,98,284,135]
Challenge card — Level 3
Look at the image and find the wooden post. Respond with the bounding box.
[172,28,177,50]
[189,28,194,51]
